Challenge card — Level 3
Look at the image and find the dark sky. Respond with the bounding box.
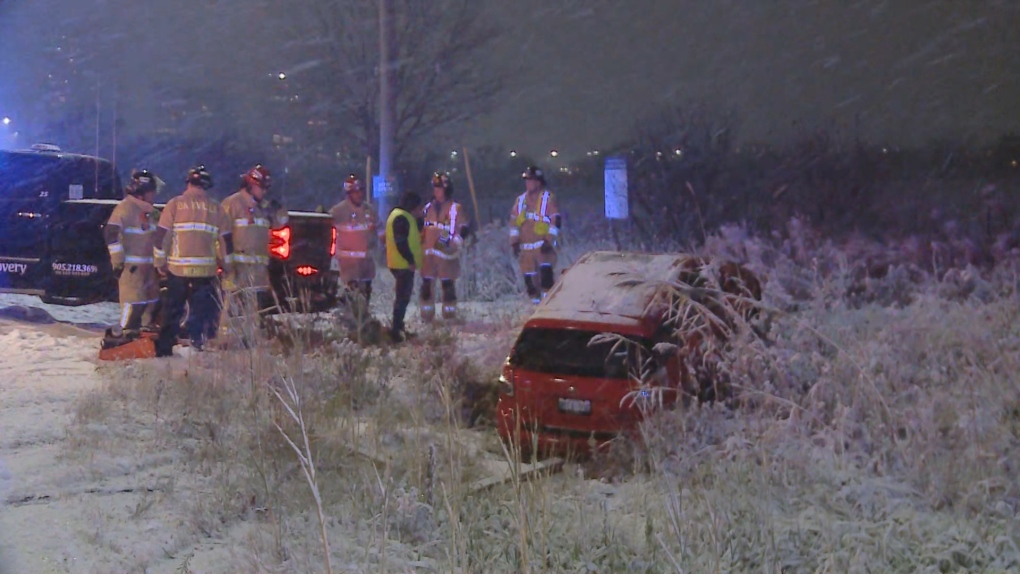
[1,0,1018,163]
[470,0,1019,160]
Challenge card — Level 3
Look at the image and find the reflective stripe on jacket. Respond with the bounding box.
[509,190,559,246]
[106,195,160,303]
[221,190,286,289]
[330,199,378,258]
[156,188,231,278]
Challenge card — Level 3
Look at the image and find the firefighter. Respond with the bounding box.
[329,174,378,308]
[420,172,471,321]
[510,165,561,303]
[104,168,161,335]
[385,191,425,342]
[153,165,235,356]
[220,164,288,324]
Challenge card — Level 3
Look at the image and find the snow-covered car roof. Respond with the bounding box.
[527,250,692,332]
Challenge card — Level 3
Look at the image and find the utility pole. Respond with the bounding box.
[377,0,397,216]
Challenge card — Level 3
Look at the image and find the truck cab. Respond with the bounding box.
[0,145,121,303]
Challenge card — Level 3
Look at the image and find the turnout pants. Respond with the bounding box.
[420,278,458,321]
[119,302,156,332]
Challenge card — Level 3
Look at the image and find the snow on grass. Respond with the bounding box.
[0,293,120,327]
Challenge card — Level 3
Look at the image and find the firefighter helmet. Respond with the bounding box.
[431,171,453,196]
[343,174,364,194]
[242,164,271,189]
[186,165,213,189]
[127,168,158,196]
[522,165,545,184]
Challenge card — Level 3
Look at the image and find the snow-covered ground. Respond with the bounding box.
[0,293,121,328]
[0,318,110,572]
[0,291,531,572]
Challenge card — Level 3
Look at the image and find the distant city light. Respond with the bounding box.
[550,150,559,157]
[278,73,287,80]
[674,149,683,156]
[1,117,10,126]
[510,150,517,158]
[450,150,458,158]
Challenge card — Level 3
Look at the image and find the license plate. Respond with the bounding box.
[329,258,340,272]
[558,398,591,415]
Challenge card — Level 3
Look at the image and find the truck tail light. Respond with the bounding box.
[296,266,318,276]
[330,226,337,257]
[270,226,292,259]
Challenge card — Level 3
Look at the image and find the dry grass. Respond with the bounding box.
[65,218,1020,573]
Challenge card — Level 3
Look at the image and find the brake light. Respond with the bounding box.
[296,266,318,276]
[269,226,291,259]
[330,226,337,257]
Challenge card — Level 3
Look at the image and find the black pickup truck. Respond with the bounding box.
[0,146,339,312]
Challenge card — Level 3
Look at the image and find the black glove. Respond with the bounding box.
[113,266,124,279]
[540,241,554,254]
[512,243,521,257]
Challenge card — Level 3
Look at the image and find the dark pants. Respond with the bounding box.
[390,268,415,334]
[156,274,222,357]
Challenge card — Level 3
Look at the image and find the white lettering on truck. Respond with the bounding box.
[51,263,99,277]
[0,263,28,275]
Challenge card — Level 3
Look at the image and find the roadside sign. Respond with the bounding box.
[604,156,628,219]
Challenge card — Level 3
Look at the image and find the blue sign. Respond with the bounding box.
[372,175,388,199]
[604,156,628,219]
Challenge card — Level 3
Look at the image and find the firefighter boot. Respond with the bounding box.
[524,274,541,305]
[441,279,459,321]
[539,264,555,301]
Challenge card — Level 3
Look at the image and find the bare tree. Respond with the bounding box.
[271,0,505,164]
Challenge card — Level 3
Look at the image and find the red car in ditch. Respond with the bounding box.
[495,250,761,457]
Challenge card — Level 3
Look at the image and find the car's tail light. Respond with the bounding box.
[330,226,337,257]
[296,266,318,276]
[269,226,291,259]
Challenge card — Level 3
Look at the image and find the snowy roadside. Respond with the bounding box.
[0,294,120,328]
[0,291,529,572]
[0,319,109,573]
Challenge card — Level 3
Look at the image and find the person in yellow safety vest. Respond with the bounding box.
[329,174,378,307]
[152,165,235,356]
[420,172,472,321]
[220,164,288,322]
[385,191,425,342]
[509,165,561,304]
[104,168,162,336]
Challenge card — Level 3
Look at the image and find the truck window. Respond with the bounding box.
[509,327,649,379]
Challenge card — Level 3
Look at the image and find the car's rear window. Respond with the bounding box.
[509,327,649,379]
